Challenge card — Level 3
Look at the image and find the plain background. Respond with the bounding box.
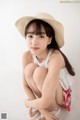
[0,0,80,120]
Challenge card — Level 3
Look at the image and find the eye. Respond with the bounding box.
[27,35,33,38]
[40,35,44,38]
[39,35,45,38]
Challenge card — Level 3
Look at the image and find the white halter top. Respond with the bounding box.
[32,49,52,68]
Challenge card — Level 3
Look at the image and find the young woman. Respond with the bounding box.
[15,13,75,120]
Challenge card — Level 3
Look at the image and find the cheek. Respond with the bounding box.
[43,40,49,46]
[40,42,48,50]
[27,40,31,47]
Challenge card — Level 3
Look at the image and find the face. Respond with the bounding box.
[25,24,52,56]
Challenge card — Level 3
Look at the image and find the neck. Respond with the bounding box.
[36,49,49,63]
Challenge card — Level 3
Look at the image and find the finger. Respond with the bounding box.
[55,116,58,120]
[52,115,58,120]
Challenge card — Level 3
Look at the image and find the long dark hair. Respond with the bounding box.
[25,19,75,76]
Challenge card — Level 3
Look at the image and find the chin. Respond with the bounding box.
[30,50,37,55]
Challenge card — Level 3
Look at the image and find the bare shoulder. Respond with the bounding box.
[22,50,33,69]
[48,50,65,69]
[22,50,32,60]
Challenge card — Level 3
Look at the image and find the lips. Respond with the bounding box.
[31,47,39,51]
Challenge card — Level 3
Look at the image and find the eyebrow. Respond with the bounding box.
[27,32,46,34]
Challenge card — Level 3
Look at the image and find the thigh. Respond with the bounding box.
[45,83,64,111]
[56,83,64,105]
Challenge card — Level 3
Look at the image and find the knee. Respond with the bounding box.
[33,67,48,82]
[24,63,38,79]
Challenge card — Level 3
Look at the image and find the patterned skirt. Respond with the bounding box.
[62,88,72,111]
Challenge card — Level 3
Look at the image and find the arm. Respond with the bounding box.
[25,51,65,109]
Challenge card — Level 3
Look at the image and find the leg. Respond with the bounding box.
[24,63,40,118]
[33,66,48,92]
[56,84,64,105]
[24,63,38,82]
[26,66,64,120]
[24,63,41,97]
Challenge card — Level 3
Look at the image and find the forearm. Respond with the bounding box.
[39,108,48,115]
[39,108,51,118]
[25,97,49,109]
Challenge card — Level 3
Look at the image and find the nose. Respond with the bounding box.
[32,36,38,45]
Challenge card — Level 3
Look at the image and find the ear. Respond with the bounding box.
[48,37,52,45]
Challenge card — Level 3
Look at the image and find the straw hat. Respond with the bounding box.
[15,12,64,48]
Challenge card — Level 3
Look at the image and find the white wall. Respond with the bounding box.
[0,0,80,120]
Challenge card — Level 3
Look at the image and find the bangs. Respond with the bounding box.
[25,19,55,38]
[25,19,46,36]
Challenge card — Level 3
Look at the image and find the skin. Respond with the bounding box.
[22,24,65,120]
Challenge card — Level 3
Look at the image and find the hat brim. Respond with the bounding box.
[15,15,64,48]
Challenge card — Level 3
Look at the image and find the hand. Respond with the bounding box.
[29,107,39,117]
[25,99,29,108]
